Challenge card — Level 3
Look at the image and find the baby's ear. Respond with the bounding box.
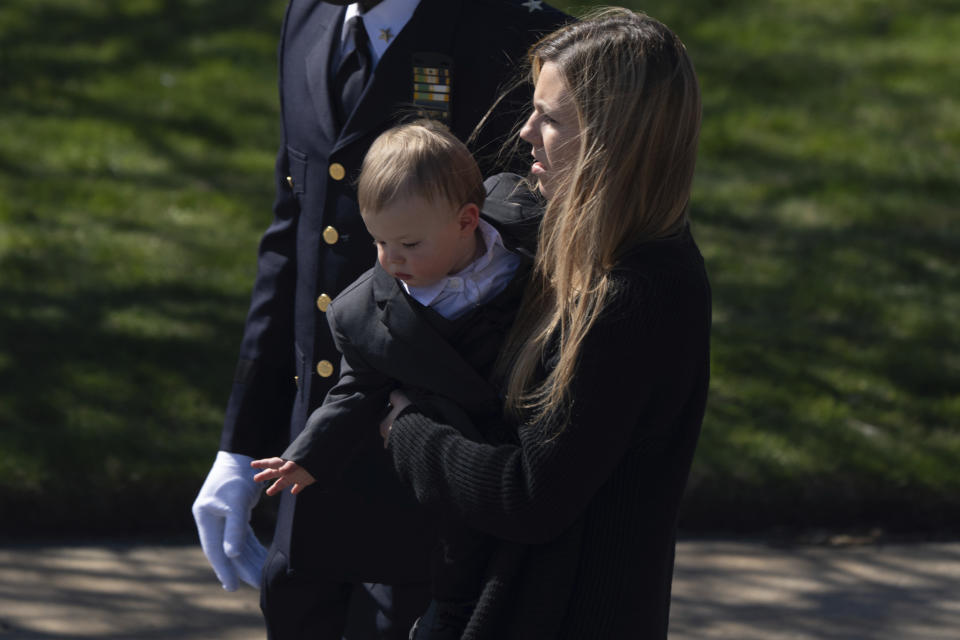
[458,202,480,234]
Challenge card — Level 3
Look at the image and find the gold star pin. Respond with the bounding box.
[379,27,393,43]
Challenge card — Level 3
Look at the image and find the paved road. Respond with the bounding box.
[0,540,957,639]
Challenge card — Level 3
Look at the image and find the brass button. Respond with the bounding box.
[329,163,346,181]
[316,360,334,378]
[322,226,339,245]
[316,293,332,312]
[286,175,294,189]
[294,375,299,388]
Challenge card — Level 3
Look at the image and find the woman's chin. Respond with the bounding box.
[536,178,554,201]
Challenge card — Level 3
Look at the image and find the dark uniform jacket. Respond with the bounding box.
[223,2,565,577]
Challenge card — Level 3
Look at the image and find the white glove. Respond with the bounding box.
[192,450,268,591]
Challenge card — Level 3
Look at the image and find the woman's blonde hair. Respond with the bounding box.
[499,8,702,427]
[358,119,486,215]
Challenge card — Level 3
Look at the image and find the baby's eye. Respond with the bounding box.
[402,241,420,249]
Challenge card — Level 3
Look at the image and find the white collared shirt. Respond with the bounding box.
[341,0,421,68]
[403,219,522,321]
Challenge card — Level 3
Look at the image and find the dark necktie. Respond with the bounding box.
[334,16,371,126]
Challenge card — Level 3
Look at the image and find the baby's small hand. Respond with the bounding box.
[251,457,316,496]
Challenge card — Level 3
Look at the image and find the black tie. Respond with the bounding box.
[334,16,371,126]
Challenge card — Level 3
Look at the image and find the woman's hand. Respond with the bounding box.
[379,389,413,448]
[250,457,316,496]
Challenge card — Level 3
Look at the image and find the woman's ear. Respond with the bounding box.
[457,202,481,235]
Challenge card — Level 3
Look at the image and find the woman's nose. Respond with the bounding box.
[519,111,539,147]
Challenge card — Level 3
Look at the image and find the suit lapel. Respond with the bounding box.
[305,3,345,144]
[333,0,463,153]
[371,266,499,411]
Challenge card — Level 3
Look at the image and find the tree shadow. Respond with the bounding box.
[670,540,960,639]
[0,543,263,638]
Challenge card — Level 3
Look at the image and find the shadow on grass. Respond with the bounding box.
[0,0,286,535]
[0,282,243,533]
[1,0,280,82]
[0,0,283,203]
[681,176,959,531]
[638,0,960,531]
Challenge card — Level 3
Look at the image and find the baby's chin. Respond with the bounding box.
[399,275,441,288]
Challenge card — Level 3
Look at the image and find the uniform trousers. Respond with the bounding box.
[262,545,431,640]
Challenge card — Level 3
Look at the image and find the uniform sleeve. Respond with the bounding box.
[219,144,301,459]
[217,0,306,458]
[387,270,698,544]
[282,301,393,485]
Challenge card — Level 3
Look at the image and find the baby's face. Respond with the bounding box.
[362,195,477,288]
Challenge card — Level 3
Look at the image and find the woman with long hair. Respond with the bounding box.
[382,9,710,638]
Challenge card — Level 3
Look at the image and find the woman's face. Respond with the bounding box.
[519,61,581,200]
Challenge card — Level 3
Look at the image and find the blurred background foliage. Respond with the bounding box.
[0,0,957,538]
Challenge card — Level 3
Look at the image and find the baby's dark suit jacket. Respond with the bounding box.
[287,174,541,465]
[283,173,541,582]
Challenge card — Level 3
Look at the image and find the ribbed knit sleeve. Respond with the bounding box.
[388,239,710,545]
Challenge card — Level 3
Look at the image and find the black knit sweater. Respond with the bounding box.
[388,227,711,639]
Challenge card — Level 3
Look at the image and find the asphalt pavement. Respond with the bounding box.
[0,539,957,639]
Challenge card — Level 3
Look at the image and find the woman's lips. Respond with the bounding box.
[531,160,546,175]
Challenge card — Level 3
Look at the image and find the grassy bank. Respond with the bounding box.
[661,0,960,531]
[0,0,957,536]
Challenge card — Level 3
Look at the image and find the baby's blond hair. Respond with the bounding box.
[358,120,485,216]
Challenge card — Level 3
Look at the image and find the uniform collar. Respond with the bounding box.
[342,0,421,66]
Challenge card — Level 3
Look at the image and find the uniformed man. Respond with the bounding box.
[192,0,567,638]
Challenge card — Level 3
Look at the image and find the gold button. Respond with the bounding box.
[322,226,339,245]
[316,293,332,312]
[316,360,334,378]
[286,175,294,189]
[293,375,299,388]
[329,163,346,181]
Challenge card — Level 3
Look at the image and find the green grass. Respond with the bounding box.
[0,0,957,536]
[647,0,960,531]
[0,0,285,534]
